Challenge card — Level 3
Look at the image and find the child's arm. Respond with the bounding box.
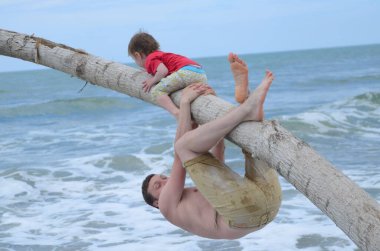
[142,63,168,92]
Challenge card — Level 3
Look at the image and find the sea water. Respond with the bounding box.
[0,44,379,251]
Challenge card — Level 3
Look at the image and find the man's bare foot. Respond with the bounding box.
[228,53,249,104]
[242,70,274,121]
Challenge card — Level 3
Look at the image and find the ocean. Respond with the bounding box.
[0,44,379,251]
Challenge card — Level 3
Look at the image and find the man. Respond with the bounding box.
[142,54,282,239]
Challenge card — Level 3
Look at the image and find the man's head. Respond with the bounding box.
[141,174,168,209]
[128,32,159,67]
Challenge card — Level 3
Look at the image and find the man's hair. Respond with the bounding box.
[142,173,158,208]
[128,32,160,56]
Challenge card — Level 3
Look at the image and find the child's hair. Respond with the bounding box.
[128,32,160,56]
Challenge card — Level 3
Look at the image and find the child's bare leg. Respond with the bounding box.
[156,94,179,119]
[176,71,274,163]
[228,53,249,104]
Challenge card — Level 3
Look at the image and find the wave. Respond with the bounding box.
[280,92,380,137]
[0,97,137,118]
[287,68,380,88]
[314,72,380,85]
[354,92,380,104]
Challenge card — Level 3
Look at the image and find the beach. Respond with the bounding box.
[0,44,379,251]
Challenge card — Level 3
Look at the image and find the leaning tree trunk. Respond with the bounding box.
[1,29,379,251]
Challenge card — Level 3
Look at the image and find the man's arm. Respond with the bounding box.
[159,84,208,213]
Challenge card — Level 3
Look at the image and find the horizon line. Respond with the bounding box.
[1,42,379,74]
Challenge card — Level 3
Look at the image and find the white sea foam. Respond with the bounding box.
[280,92,380,140]
[0,162,359,251]
[0,126,372,251]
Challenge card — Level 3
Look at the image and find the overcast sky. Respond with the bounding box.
[1,0,380,72]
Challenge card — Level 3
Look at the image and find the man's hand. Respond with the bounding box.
[142,77,157,93]
[204,85,216,96]
[180,83,209,104]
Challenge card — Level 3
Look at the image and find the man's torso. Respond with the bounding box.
[161,187,253,239]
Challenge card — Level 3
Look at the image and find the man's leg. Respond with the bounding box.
[210,139,225,162]
[175,69,274,163]
[228,52,249,104]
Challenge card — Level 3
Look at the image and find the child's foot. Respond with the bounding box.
[242,70,274,122]
[228,53,249,104]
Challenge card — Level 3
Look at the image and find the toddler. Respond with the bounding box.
[128,32,207,118]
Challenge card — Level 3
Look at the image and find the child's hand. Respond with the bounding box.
[142,77,157,93]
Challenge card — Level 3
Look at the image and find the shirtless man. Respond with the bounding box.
[141,54,282,239]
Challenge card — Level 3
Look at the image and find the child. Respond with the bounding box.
[128,32,207,118]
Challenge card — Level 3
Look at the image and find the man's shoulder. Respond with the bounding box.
[159,189,197,228]
[159,186,193,216]
[158,189,181,219]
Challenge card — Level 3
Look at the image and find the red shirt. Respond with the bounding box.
[145,51,200,75]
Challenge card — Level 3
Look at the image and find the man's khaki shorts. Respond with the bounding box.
[184,152,282,229]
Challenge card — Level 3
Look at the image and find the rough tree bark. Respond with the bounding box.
[1,29,379,251]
